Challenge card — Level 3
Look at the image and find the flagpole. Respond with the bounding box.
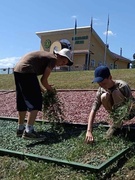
[72,18,77,62]
[87,17,93,70]
[104,14,109,65]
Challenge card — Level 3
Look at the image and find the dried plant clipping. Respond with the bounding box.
[110,98,135,127]
[42,88,64,133]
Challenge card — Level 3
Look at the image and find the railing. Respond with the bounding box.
[0,68,14,74]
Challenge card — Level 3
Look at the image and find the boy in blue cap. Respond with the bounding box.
[85,66,135,143]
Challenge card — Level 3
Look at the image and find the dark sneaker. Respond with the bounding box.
[22,130,45,140]
[17,127,25,137]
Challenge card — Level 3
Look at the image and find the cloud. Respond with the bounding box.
[103,30,116,36]
[0,56,21,68]
[72,15,77,19]
[93,18,104,26]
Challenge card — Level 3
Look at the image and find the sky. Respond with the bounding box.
[0,0,135,68]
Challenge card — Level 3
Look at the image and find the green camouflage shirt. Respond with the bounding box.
[92,80,134,112]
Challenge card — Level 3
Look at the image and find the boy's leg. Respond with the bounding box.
[105,122,123,139]
[101,92,113,112]
[18,111,26,125]
[20,74,44,140]
[101,92,123,138]
[111,89,125,106]
[16,111,26,137]
[25,110,38,132]
[105,126,116,139]
[22,110,45,140]
[14,72,27,136]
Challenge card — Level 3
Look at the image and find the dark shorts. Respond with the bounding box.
[14,72,42,112]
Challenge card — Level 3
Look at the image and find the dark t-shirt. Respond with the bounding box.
[14,51,56,75]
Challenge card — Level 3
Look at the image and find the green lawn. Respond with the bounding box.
[0,68,135,90]
[0,69,135,179]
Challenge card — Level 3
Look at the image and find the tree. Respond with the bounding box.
[131,53,135,68]
[133,53,135,60]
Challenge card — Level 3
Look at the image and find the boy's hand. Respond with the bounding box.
[85,131,94,143]
[46,84,54,91]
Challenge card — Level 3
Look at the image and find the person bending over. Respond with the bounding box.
[14,48,73,140]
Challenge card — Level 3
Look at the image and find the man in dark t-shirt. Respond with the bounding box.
[14,48,73,140]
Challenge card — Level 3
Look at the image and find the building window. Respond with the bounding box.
[110,63,113,69]
[98,61,102,66]
[114,64,118,69]
[90,59,95,67]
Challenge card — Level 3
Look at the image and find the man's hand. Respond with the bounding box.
[85,131,94,143]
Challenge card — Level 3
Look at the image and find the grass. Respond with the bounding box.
[1,68,135,90]
[0,156,96,180]
[1,69,135,179]
[1,120,133,166]
[0,119,134,179]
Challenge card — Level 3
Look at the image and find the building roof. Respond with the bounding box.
[111,52,131,62]
[36,26,91,38]
[73,49,94,54]
[36,26,131,63]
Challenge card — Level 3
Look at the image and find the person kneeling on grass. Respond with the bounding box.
[14,48,73,140]
[85,66,135,143]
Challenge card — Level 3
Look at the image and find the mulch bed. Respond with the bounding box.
[0,90,135,125]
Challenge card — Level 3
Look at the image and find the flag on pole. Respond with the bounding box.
[74,18,77,35]
[107,14,109,33]
[90,17,93,33]
[72,18,77,62]
[87,17,93,70]
[104,14,110,65]
[106,14,109,45]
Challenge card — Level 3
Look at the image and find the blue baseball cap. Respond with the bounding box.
[92,66,110,83]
